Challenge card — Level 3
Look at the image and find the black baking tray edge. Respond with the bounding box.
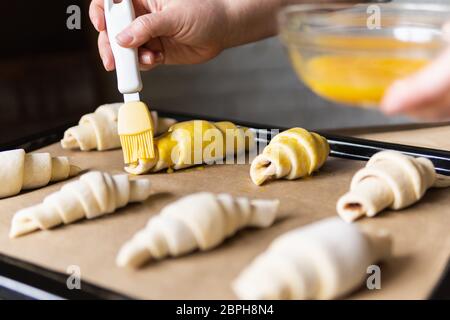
[0,110,449,300]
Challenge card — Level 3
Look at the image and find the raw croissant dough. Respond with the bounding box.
[0,149,80,199]
[116,192,280,268]
[250,128,329,186]
[125,120,255,175]
[233,218,391,300]
[61,103,176,151]
[10,171,152,238]
[337,150,450,222]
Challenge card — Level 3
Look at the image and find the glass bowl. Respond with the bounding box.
[278,3,450,108]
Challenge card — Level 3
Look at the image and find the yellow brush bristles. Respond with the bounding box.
[118,101,155,165]
[120,130,155,164]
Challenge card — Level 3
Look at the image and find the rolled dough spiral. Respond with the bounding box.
[337,150,450,222]
[116,192,279,268]
[10,171,152,238]
[233,218,391,300]
[250,128,329,186]
[0,149,80,199]
[61,103,176,151]
[125,120,255,175]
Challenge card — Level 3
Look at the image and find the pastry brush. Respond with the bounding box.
[104,0,155,165]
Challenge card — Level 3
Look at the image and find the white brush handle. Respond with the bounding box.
[104,0,143,94]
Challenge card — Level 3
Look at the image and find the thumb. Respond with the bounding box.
[381,48,450,115]
[116,12,175,47]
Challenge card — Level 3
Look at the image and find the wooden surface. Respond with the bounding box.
[0,126,450,299]
[357,126,450,151]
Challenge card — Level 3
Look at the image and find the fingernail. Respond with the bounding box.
[92,18,100,30]
[116,30,133,45]
[155,52,164,63]
[101,55,110,71]
[141,54,152,64]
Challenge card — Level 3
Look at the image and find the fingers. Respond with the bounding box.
[404,104,450,121]
[99,33,163,71]
[138,48,164,71]
[98,31,115,71]
[381,79,450,120]
[381,48,450,119]
[89,0,106,31]
[390,88,450,120]
[116,12,176,48]
[381,79,424,115]
[139,38,165,70]
[91,1,165,73]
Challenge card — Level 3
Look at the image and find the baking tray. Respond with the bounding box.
[1,111,449,300]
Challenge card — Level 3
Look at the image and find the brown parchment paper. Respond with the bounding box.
[1,126,450,300]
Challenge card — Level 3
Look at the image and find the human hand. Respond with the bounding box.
[381,47,450,120]
[90,0,376,72]
[89,0,230,71]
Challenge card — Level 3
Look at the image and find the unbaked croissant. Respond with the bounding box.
[0,149,80,199]
[250,128,329,186]
[61,103,176,151]
[116,192,280,268]
[337,150,450,223]
[233,218,391,300]
[10,171,152,238]
[124,120,255,175]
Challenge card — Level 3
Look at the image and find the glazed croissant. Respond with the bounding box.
[116,192,280,268]
[10,171,152,238]
[233,218,391,300]
[125,120,255,175]
[250,128,329,186]
[0,149,80,199]
[61,103,176,151]
[337,150,450,222]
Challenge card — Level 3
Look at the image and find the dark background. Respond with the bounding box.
[0,0,411,146]
[0,1,103,145]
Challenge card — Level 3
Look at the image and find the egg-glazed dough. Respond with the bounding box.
[250,128,329,186]
[125,120,255,175]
